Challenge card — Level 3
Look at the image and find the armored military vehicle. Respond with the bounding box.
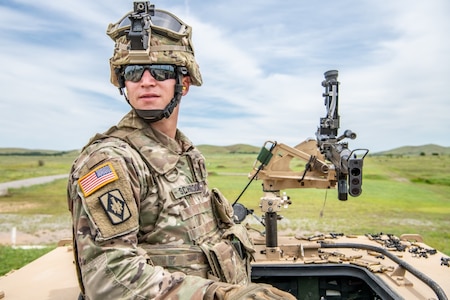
[0,70,448,299]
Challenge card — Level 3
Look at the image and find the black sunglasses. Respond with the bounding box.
[123,64,177,82]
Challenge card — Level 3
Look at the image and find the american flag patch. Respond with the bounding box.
[78,162,118,197]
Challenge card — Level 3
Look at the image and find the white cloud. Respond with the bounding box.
[0,0,449,152]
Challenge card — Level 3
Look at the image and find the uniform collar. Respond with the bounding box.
[118,110,194,154]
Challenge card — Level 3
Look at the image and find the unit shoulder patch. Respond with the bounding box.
[99,189,131,225]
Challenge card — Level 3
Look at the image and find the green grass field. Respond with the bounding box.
[0,150,75,183]
[0,147,449,275]
[206,152,450,255]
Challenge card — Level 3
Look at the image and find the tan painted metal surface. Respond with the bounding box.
[251,233,449,299]
[0,245,79,300]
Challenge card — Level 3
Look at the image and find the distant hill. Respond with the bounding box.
[0,146,260,156]
[1,144,448,157]
[197,144,260,155]
[373,144,450,156]
[0,148,75,156]
[198,144,450,156]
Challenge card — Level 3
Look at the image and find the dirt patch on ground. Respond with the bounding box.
[0,214,72,246]
[0,228,72,246]
[0,202,41,213]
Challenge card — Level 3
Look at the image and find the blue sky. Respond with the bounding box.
[0,1,449,152]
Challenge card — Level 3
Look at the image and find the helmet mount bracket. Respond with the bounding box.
[128,1,154,51]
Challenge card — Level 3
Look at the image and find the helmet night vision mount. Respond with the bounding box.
[128,1,155,51]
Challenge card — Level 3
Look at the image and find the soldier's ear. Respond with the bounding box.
[182,76,191,95]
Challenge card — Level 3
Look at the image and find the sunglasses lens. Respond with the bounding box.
[123,65,145,82]
[123,65,176,82]
[151,65,176,81]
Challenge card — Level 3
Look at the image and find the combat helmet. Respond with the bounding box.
[106,1,202,122]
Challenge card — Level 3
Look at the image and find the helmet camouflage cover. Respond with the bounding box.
[106,7,202,87]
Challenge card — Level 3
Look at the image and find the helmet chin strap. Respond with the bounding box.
[120,67,187,123]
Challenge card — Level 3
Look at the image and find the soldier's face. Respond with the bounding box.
[125,69,177,112]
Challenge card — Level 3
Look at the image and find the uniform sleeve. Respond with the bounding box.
[68,139,212,299]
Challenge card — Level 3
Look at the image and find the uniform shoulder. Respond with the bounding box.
[73,136,144,175]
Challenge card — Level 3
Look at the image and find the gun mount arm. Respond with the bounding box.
[249,140,337,191]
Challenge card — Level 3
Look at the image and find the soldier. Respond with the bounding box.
[67,2,296,299]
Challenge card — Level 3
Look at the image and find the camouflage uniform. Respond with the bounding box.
[68,110,253,299]
[67,4,296,300]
